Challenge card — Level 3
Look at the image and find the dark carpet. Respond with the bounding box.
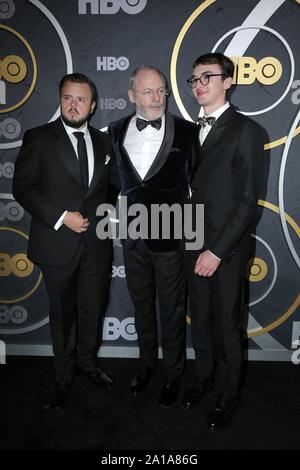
[1,356,300,452]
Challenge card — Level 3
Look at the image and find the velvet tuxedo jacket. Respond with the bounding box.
[189,105,265,262]
[13,118,119,266]
[108,111,197,251]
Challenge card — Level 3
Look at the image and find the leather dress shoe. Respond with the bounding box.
[79,368,114,388]
[206,394,239,431]
[158,376,181,408]
[181,378,213,410]
[130,366,154,395]
[44,379,73,411]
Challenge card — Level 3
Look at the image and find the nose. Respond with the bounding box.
[152,90,161,101]
[195,80,204,90]
[70,96,78,106]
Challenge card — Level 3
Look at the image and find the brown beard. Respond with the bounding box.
[61,113,90,129]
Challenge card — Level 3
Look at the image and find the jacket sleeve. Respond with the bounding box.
[209,120,266,261]
[13,129,64,228]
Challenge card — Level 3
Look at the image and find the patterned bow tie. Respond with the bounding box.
[197,116,216,127]
[136,117,162,131]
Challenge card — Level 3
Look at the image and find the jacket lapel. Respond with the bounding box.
[193,105,236,176]
[144,111,174,180]
[111,114,142,182]
[53,119,83,188]
[85,126,106,198]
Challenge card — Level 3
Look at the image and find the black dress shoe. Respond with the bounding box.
[44,379,73,411]
[206,394,239,431]
[181,378,213,410]
[80,368,114,388]
[130,366,154,395]
[158,376,181,408]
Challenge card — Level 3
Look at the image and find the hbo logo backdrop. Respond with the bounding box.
[103,317,137,341]
[0,119,21,140]
[99,98,126,110]
[97,56,129,71]
[230,56,282,85]
[0,162,14,179]
[78,0,147,15]
[0,201,24,222]
[0,305,28,325]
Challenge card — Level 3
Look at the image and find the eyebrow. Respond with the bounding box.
[193,70,215,76]
[62,94,87,99]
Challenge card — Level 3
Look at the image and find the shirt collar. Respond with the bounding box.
[134,113,165,124]
[61,118,89,137]
[198,102,230,121]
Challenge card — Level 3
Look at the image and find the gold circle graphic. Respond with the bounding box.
[170,0,215,122]
[247,200,300,337]
[1,55,27,83]
[258,200,300,237]
[0,24,38,114]
[170,1,300,149]
[263,64,275,78]
[0,226,43,303]
[185,201,299,336]
[246,257,268,282]
[13,253,34,277]
[265,126,300,150]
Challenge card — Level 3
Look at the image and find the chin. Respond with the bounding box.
[61,115,86,129]
[150,110,163,119]
[196,98,205,105]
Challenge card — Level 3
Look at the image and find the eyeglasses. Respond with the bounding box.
[132,88,170,97]
[186,74,228,88]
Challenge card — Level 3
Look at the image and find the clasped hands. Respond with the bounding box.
[63,211,89,233]
[194,250,221,277]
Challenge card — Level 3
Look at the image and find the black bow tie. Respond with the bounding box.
[197,116,216,127]
[136,117,162,131]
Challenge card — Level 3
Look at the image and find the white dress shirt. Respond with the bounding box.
[124,114,165,179]
[54,120,94,230]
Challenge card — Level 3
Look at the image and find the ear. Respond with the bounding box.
[223,76,233,91]
[128,89,135,104]
[90,101,96,114]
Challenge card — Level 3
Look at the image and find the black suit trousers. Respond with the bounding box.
[185,247,249,394]
[123,240,186,377]
[40,238,111,383]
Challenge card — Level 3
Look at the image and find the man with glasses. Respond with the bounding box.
[183,53,266,430]
[109,65,196,407]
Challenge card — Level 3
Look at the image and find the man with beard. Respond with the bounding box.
[13,73,119,410]
[109,66,196,407]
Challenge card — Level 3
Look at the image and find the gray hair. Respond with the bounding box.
[129,65,167,90]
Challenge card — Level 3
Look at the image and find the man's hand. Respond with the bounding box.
[63,211,89,233]
[194,250,221,277]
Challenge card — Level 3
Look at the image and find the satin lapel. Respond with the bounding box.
[53,119,82,188]
[193,105,236,177]
[85,126,106,198]
[191,129,202,177]
[144,111,174,181]
[200,125,227,156]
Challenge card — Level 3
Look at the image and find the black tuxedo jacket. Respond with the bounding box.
[108,111,197,251]
[189,105,265,262]
[13,118,119,266]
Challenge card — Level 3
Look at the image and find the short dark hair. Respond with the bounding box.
[193,53,234,79]
[59,73,98,104]
[129,65,167,90]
